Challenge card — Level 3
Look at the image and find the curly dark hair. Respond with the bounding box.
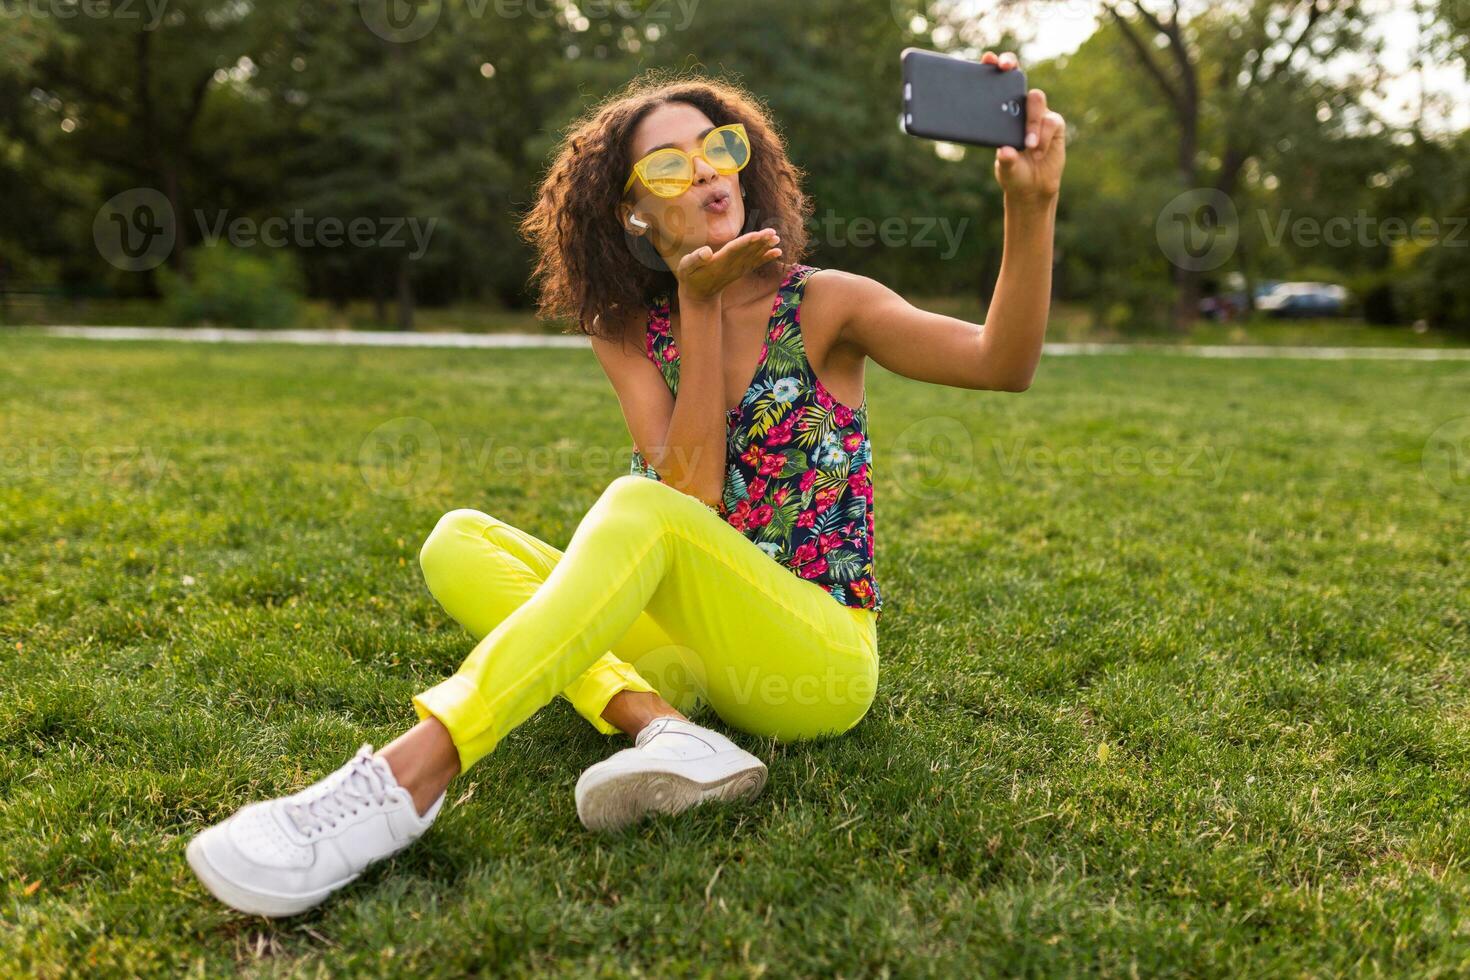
[518,68,813,341]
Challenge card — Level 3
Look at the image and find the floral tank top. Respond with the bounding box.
[629,263,883,621]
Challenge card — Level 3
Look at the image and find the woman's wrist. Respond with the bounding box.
[677,283,725,315]
[1003,190,1059,220]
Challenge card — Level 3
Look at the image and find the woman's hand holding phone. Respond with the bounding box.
[981,51,1066,208]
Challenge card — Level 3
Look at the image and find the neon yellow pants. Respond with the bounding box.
[411,474,881,774]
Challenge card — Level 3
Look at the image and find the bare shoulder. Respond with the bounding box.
[804,268,897,303]
[588,308,649,367]
[800,268,899,355]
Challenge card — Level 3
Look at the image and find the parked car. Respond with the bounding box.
[1255,282,1350,318]
[1198,280,1284,321]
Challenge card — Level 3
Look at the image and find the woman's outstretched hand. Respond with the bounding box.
[982,51,1066,207]
[675,228,782,302]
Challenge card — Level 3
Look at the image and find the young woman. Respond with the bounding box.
[187,53,1065,918]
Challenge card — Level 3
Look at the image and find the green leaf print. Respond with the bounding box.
[763,324,807,378]
[776,447,808,479]
[723,465,747,512]
[794,404,836,449]
[748,393,790,441]
[822,549,864,582]
[760,494,804,542]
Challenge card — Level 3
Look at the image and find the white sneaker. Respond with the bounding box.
[186,744,445,917]
[575,717,768,832]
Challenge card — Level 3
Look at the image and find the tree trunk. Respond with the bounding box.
[397,258,414,332]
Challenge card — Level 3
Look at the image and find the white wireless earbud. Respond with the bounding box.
[628,214,649,231]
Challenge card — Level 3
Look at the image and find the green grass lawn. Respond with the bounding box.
[2,334,1467,976]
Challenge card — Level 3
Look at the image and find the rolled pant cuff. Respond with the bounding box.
[562,659,658,736]
[412,674,502,774]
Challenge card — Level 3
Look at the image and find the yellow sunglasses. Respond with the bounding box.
[623,123,752,198]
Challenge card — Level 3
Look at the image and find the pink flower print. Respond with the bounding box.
[748,503,774,528]
[661,345,677,363]
[815,385,834,410]
[833,405,853,427]
[773,486,790,506]
[817,531,843,553]
[771,324,785,340]
[815,486,840,512]
[748,476,768,500]
[740,444,768,470]
[851,579,874,602]
[798,555,828,579]
[758,453,785,476]
[795,509,816,528]
[727,499,752,530]
[799,469,818,492]
[842,431,863,452]
[764,415,795,447]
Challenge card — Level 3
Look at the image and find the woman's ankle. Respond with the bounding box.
[601,690,687,739]
[376,717,461,817]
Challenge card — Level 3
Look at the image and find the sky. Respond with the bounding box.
[923,0,1469,134]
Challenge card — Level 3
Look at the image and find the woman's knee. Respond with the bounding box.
[419,508,495,584]
[597,473,693,524]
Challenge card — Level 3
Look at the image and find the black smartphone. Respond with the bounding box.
[900,47,1027,150]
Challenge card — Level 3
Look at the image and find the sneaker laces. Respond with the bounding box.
[283,745,395,838]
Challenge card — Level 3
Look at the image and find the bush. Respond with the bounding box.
[159,246,303,329]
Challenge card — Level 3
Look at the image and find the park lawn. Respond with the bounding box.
[1,334,1467,977]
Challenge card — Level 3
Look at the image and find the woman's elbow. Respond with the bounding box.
[980,369,1034,393]
[998,374,1034,393]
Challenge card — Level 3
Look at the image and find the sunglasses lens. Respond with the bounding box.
[706,128,750,172]
[642,149,692,196]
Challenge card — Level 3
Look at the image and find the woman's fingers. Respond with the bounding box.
[996,143,1019,181]
[980,50,998,65]
[1025,89,1048,149]
[998,51,1018,71]
[1037,110,1064,155]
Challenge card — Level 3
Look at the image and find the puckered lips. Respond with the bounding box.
[701,187,732,213]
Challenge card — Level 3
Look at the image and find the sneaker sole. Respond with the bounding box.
[576,753,768,832]
[186,832,358,918]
